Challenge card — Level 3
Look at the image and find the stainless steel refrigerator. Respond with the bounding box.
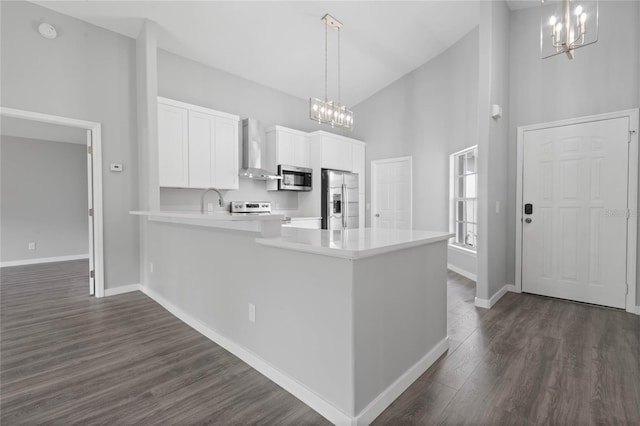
[321,169,359,230]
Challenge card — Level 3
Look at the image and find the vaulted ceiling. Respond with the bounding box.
[32,1,485,107]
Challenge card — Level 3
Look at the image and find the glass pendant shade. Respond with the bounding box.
[309,98,354,130]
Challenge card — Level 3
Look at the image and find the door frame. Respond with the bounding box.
[1,106,105,298]
[371,156,413,229]
[515,109,639,314]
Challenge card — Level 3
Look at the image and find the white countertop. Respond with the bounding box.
[130,211,284,237]
[256,227,453,259]
[131,210,284,221]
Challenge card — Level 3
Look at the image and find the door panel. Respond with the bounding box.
[213,117,239,189]
[188,111,214,188]
[372,158,412,230]
[158,103,189,187]
[522,118,629,308]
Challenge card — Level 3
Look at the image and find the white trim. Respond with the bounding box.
[371,156,413,229]
[447,264,477,282]
[515,109,638,314]
[0,254,89,268]
[157,96,240,121]
[448,243,477,256]
[474,284,515,309]
[105,284,142,297]
[354,337,449,425]
[0,106,105,298]
[140,286,353,426]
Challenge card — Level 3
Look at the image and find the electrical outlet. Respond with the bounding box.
[149,262,154,273]
[207,202,214,212]
[495,201,501,214]
[28,242,36,250]
[248,303,256,323]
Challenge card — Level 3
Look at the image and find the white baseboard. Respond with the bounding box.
[475,283,517,309]
[447,264,477,282]
[105,284,141,297]
[0,254,89,268]
[355,337,449,425]
[139,286,353,426]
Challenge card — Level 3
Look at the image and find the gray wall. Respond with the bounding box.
[1,1,139,288]
[507,1,640,304]
[1,136,88,262]
[157,49,350,213]
[476,0,511,300]
[351,28,479,232]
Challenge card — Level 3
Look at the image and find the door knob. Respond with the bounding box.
[375,213,380,218]
[525,218,532,223]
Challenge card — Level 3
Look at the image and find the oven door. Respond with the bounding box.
[278,165,312,191]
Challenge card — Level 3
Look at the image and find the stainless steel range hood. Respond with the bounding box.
[239,118,281,181]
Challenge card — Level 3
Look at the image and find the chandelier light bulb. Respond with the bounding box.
[555,22,563,33]
[549,15,556,26]
[313,104,318,111]
[575,5,583,16]
[580,13,587,23]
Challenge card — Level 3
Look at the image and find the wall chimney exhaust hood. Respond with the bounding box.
[239,118,281,181]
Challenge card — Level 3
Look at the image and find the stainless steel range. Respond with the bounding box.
[230,201,272,214]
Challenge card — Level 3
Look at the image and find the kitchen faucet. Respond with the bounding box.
[200,188,225,213]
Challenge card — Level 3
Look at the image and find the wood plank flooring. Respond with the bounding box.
[2,261,639,425]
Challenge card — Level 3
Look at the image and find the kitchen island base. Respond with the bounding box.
[141,219,449,425]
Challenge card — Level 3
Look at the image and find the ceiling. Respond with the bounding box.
[1,116,87,145]
[31,1,483,107]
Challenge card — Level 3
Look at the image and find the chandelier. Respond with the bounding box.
[309,14,353,130]
[540,0,598,59]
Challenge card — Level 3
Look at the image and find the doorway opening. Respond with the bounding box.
[0,107,104,297]
[515,109,638,313]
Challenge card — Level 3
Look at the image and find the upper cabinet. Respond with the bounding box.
[319,134,353,172]
[265,126,310,191]
[158,97,240,190]
[158,103,189,188]
[266,126,310,168]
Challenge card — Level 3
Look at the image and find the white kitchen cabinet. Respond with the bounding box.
[321,135,353,171]
[158,103,189,188]
[283,217,322,229]
[265,126,309,191]
[158,97,239,190]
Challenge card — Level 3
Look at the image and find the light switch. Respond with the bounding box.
[110,163,123,172]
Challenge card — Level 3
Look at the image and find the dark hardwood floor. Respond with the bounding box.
[1,261,639,425]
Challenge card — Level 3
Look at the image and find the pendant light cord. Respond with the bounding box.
[338,28,341,105]
[324,20,328,103]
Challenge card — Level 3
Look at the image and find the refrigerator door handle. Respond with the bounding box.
[342,183,347,228]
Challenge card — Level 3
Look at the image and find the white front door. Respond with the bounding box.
[371,157,412,229]
[522,117,630,308]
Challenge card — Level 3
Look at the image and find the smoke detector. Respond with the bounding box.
[38,23,57,39]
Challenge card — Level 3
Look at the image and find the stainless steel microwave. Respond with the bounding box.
[278,165,312,191]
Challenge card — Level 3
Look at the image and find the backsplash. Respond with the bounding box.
[160,178,299,212]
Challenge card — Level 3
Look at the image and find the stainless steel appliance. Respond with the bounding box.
[239,118,281,181]
[321,169,359,230]
[230,201,271,214]
[278,165,312,191]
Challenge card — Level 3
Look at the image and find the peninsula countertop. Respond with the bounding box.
[256,227,453,259]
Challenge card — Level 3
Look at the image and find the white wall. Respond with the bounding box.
[351,28,479,232]
[157,49,350,213]
[1,136,88,262]
[0,1,139,288]
[507,1,640,304]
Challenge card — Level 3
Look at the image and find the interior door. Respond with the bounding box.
[522,118,630,308]
[86,130,95,296]
[372,157,412,229]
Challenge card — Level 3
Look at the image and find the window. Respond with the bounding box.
[450,146,477,251]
